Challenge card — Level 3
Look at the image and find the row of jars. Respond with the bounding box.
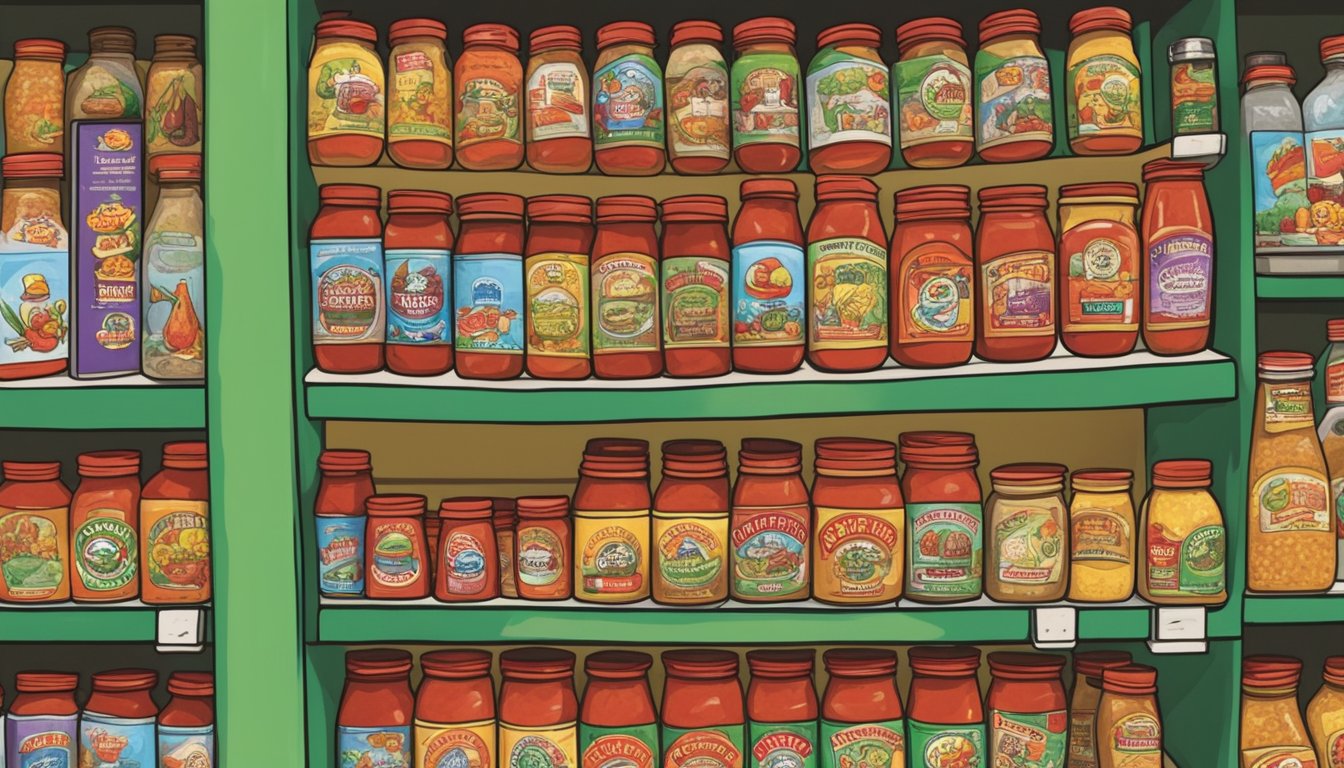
[316,434,1227,607]
[307,7,1166,174]
[1240,656,1344,768]
[0,669,214,768]
[0,443,211,605]
[337,646,1164,768]
[309,160,1214,379]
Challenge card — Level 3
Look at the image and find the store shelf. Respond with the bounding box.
[1255,275,1344,301]
[1243,593,1344,625]
[0,602,167,642]
[0,376,205,429]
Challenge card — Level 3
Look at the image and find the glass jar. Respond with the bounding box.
[900,432,983,603]
[455,24,524,171]
[1066,7,1142,155]
[1141,159,1214,355]
[1323,319,1344,582]
[976,185,1056,363]
[1068,469,1136,603]
[68,27,144,121]
[4,672,79,768]
[730,17,802,174]
[310,183,385,374]
[435,497,498,603]
[986,463,1068,603]
[453,193,525,380]
[1307,656,1344,767]
[894,18,973,169]
[1305,35,1344,237]
[661,195,731,377]
[80,669,158,768]
[1243,59,1307,254]
[500,648,578,768]
[0,461,71,603]
[316,449,375,598]
[574,438,651,604]
[661,650,745,768]
[746,650,818,768]
[593,22,666,176]
[986,653,1067,766]
[307,19,384,166]
[4,39,66,153]
[143,153,205,380]
[807,24,891,175]
[806,176,889,372]
[654,440,730,605]
[1240,656,1317,767]
[146,34,203,159]
[526,26,592,173]
[515,495,572,600]
[730,438,809,603]
[812,438,903,605]
[891,185,974,368]
[386,19,452,170]
[667,21,731,175]
[581,651,658,768]
[1068,651,1132,768]
[159,671,215,767]
[71,450,141,603]
[1169,37,1218,135]
[384,190,453,377]
[1096,665,1162,768]
[494,498,519,598]
[592,196,662,379]
[1138,459,1226,605]
[364,494,430,600]
[732,179,805,373]
[525,194,594,380]
[906,647,985,765]
[336,650,414,766]
[1057,182,1140,357]
[820,649,905,768]
[415,650,495,768]
[0,152,70,380]
[975,10,1052,162]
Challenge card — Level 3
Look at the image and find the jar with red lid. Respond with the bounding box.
[812,438,903,605]
[5,672,79,767]
[500,648,579,768]
[364,494,430,599]
[1057,182,1141,357]
[386,18,453,170]
[1138,458,1226,605]
[1307,656,1344,768]
[308,18,384,166]
[4,39,66,155]
[140,442,210,605]
[976,185,1057,363]
[79,669,158,767]
[594,22,666,176]
[310,183,385,374]
[515,495,572,600]
[986,652,1067,766]
[454,192,525,380]
[1069,651,1132,768]
[985,463,1069,603]
[1141,159,1213,356]
[415,649,496,768]
[894,19,973,168]
[891,185,974,367]
[974,10,1053,162]
[807,176,889,372]
[1095,665,1162,768]
[747,650,818,768]
[592,196,662,379]
[731,438,809,603]
[667,21,730,175]
[316,449,375,598]
[907,647,985,764]
[654,440,730,605]
[661,195,731,377]
[1066,7,1143,156]
[494,497,519,598]
[385,190,454,376]
[0,460,71,603]
[71,450,141,603]
[900,431,983,603]
[661,650,745,768]
[820,649,905,768]
[455,24,524,171]
[1240,656,1315,768]
[159,671,215,766]
[732,179,805,373]
[337,650,414,766]
[435,497,499,602]
[526,26,592,173]
[0,152,70,381]
[807,24,891,175]
[730,18,802,174]
[581,651,658,768]
[574,439,651,604]
[526,195,594,380]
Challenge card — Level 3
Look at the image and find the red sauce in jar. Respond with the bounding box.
[435,497,499,603]
[493,498,518,598]
[159,671,215,766]
[308,19,384,167]
[986,652,1068,766]
[0,460,71,603]
[661,650,745,768]
[526,195,594,380]
[593,196,662,379]
[807,176,889,372]
[746,650,818,768]
[527,26,593,173]
[975,10,1053,163]
[730,18,803,174]
[1067,8,1142,156]
[415,650,496,768]
[70,450,141,603]
[455,24,524,171]
[820,649,905,768]
[573,439,651,604]
[1056,182,1140,358]
[455,193,525,380]
[900,432,983,604]
[581,651,658,768]
[386,19,452,170]
[316,449,375,598]
[891,185,974,368]
[730,438,809,603]
[895,18,974,169]
[7,672,79,765]
[812,438,904,605]
[594,22,666,177]
[807,24,892,175]
[732,180,805,373]
[975,185,1057,363]
[1141,159,1213,356]
[364,494,430,600]
[661,195,731,377]
[906,647,985,765]
[667,21,731,175]
[82,669,159,763]
[500,648,579,768]
[337,650,414,765]
[653,440,730,605]
[385,190,454,376]
[515,495,573,600]
[140,442,210,605]
[310,184,385,374]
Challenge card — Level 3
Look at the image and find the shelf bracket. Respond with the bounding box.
[1031,606,1078,649]
[156,608,206,654]
[1170,133,1226,169]
[1146,606,1207,654]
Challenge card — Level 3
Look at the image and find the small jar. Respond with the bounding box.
[386,19,453,170]
[435,497,499,603]
[593,22,666,176]
[310,183,385,374]
[525,195,594,380]
[494,498,519,598]
[5,672,79,767]
[1240,656,1316,767]
[812,438,903,605]
[1096,665,1162,768]
[653,440,730,605]
[746,650,818,768]
[732,179,805,373]
[592,196,663,379]
[891,185,975,368]
[986,653,1067,765]
[894,19,973,168]
[730,438,810,603]
[515,495,572,600]
[71,450,142,603]
[1057,183,1141,357]
[415,650,496,768]
[661,650,745,768]
[526,26,592,173]
[140,442,210,605]
[158,672,215,767]
[1066,7,1143,155]
[806,24,891,175]
[307,19,384,166]
[1068,651,1133,768]
[364,494,430,600]
[820,649,905,768]
[807,176,889,372]
[5,39,66,154]
[1242,59,1304,254]
[385,190,454,376]
[455,24,524,171]
[0,153,70,381]
[499,648,579,768]
[146,35,204,159]
[900,432,983,603]
[0,461,72,603]
[1138,459,1227,605]
[730,17,803,174]
[1141,159,1213,356]
[454,193,526,380]
[1169,38,1219,135]
[68,27,143,121]
[1306,656,1344,768]
[315,449,375,598]
[336,650,414,765]
[666,21,731,175]
[661,195,731,377]
[975,10,1052,162]
[1068,469,1136,603]
[574,439,651,604]
[906,647,985,762]
[582,651,658,768]
[985,463,1069,604]
[80,669,158,768]
[975,185,1057,363]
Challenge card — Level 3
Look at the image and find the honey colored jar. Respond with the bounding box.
[5,39,66,154]
[1240,656,1317,768]
[455,24,524,171]
[1066,7,1143,156]
[985,463,1068,603]
[1138,459,1226,605]
[1307,656,1344,767]
[526,25,592,173]
[386,19,453,170]
[1068,469,1136,603]
[1069,651,1133,768]
[1057,182,1141,357]
[1095,665,1163,768]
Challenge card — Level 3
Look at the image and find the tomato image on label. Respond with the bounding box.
[147,510,209,591]
[733,243,804,347]
[908,503,982,597]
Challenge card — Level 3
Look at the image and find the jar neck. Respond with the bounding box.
[1325,57,1344,72]
[157,182,202,200]
[992,481,1063,496]
[739,41,794,55]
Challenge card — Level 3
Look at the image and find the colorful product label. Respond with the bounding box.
[1109,713,1160,766]
[1242,747,1321,768]
[1146,229,1212,330]
[818,719,904,768]
[975,53,1052,149]
[1070,508,1131,564]
[808,238,888,351]
[667,46,730,158]
[142,500,209,595]
[806,53,891,151]
[580,724,657,768]
[1307,129,1344,239]
[907,502,983,598]
[444,530,489,595]
[731,53,802,150]
[1061,228,1138,333]
[749,722,817,768]
[895,54,972,148]
[1253,468,1331,533]
[992,504,1065,585]
[318,515,365,595]
[453,252,523,352]
[1264,382,1316,431]
[0,508,66,600]
[1068,711,1097,768]
[526,253,589,359]
[897,243,973,344]
[1146,522,1225,596]
[338,725,412,768]
[905,721,983,768]
[456,53,522,149]
[1326,729,1344,768]
[73,511,137,593]
[981,250,1055,338]
[369,520,423,590]
[388,44,452,145]
[1067,54,1142,140]
[663,726,744,768]
[730,505,809,600]
[575,512,649,600]
[386,249,450,347]
[309,41,384,139]
[732,242,805,348]
[146,63,202,154]
[1250,130,1309,250]
[158,723,214,768]
[516,524,565,588]
[143,222,205,379]
[6,713,76,768]
[592,252,659,354]
[312,239,384,346]
[501,723,577,768]
[813,507,902,602]
[594,54,664,149]
[654,513,728,602]
[0,193,69,369]
[527,62,589,141]
[663,257,730,349]
[1171,61,1218,135]
[79,712,154,768]
[413,718,494,768]
[989,710,1066,767]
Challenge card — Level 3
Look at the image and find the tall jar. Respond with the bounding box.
[1095,665,1162,768]
[1307,656,1344,767]
[316,449,375,598]
[146,35,204,159]
[386,19,452,170]
[435,497,499,603]
[310,183,385,374]
[158,672,215,768]
[4,39,66,153]
[732,179,805,373]
[746,650,818,768]
[976,184,1056,363]
[384,190,453,377]
[1057,182,1140,357]
[592,196,662,379]
[906,647,985,765]
[581,651,658,768]
[985,463,1069,603]
[1242,59,1306,253]
[894,19,973,168]
[653,440,730,605]
[79,669,158,768]
[1069,651,1133,768]
[499,648,579,768]
[4,672,79,768]
[525,194,594,380]
[0,461,71,603]
[454,193,525,380]
[307,19,383,166]
[336,650,414,767]
[661,195,731,377]
[891,185,975,368]
[730,17,802,174]
[1066,7,1143,155]
[526,26,592,174]
[974,10,1053,162]
[1324,319,1344,582]
[900,432,983,604]
[455,24,524,171]
[986,653,1067,766]
[1068,469,1136,603]
[0,153,70,380]
[1305,36,1344,221]
[661,650,745,768]
[730,438,810,603]
[1240,656,1317,767]
[70,450,141,603]
[364,494,430,600]
[68,27,144,121]
[812,438,904,605]
[819,649,905,768]
[666,21,731,175]
[806,176,888,372]
[593,22,666,176]
[1137,459,1226,605]
[807,24,891,175]
[415,650,495,768]
[1169,38,1219,136]
[1141,159,1214,356]
[515,495,572,600]
[574,438,651,604]
[143,153,206,380]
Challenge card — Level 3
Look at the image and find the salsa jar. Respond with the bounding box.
[906,647,985,766]
[500,648,579,768]
[307,19,384,166]
[1068,469,1136,603]
[0,461,71,603]
[515,495,572,600]
[71,450,141,603]
[894,19,973,169]
[1057,183,1141,357]
[593,22,666,176]
[661,195,731,377]
[4,672,79,768]
[732,179,805,373]
[526,195,594,380]
[1066,7,1143,156]
[574,438,651,604]
[976,185,1057,363]
[146,35,204,159]
[1169,38,1219,135]
[454,192,525,380]
[316,449,375,598]
[975,10,1053,162]
[337,650,414,767]
[731,438,810,603]
[900,432,983,604]
[0,152,70,380]
[159,672,215,767]
[986,653,1068,767]
[311,183,385,374]
[364,494,430,600]
[1306,656,1344,768]
[819,649,904,768]
[68,27,143,121]
[807,176,888,372]
[1240,656,1316,768]
[581,651,658,768]
[654,440,730,605]
[80,669,158,768]
[662,650,745,768]
[141,442,210,604]
[1068,651,1132,768]
[985,463,1068,603]
[730,17,802,174]
[891,185,974,368]
[807,24,891,174]
[4,39,66,154]
[1096,665,1162,768]
[526,26,592,174]
[1138,459,1226,605]
[416,650,495,768]
[1141,159,1213,356]
[455,24,524,171]
[385,190,454,376]
[494,498,519,598]
[592,196,662,379]
[747,650,818,768]
[812,438,904,605]
[386,19,453,170]
[435,497,499,603]
[667,21,731,175]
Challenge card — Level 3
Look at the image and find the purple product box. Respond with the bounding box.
[69,121,143,378]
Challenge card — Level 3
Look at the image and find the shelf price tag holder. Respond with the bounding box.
[157,608,206,653]
[1170,133,1226,169]
[1147,606,1206,654]
[1031,606,1077,650]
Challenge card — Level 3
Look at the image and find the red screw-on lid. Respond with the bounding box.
[661,194,729,222]
[346,649,413,677]
[1242,64,1296,87]
[1142,158,1205,183]
[1102,664,1157,694]
[77,450,141,478]
[746,648,814,678]
[815,438,897,474]
[16,672,79,693]
[422,649,493,679]
[315,18,377,44]
[987,652,1066,680]
[1069,6,1132,36]
[2,461,62,482]
[1329,318,1344,342]
[732,17,796,48]
[13,38,66,60]
[493,498,517,529]
[663,649,739,679]
[458,192,524,220]
[1074,650,1132,679]
[1057,182,1140,201]
[388,190,452,215]
[822,648,897,676]
[388,18,447,44]
[671,20,722,48]
[989,462,1068,485]
[2,153,63,179]
[740,178,799,200]
[1257,350,1315,374]
[896,18,965,54]
[1071,468,1134,488]
[167,671,215,697]
[597,21,655,50]
[738,438,803,474]
[438,497,494,520]
[319,183,382,207]
[899,432,979,470]
[1325,656,1344,686]
[319,449,372,472]
[530,25,582,53]
[1151,459,1213,489]
[662,439,728,479]
[91,669,158,692]
[463,23,519,52]
[162,441,208,470]
[528,194,593,223]
[586,650,654,679]
[500,647,576,680]
[515,495,570,519]
[150,152,203,182]
[1320,34,1344,61]
[817,23,882,50]
[979,9,1041,41]
[909,646,981,677]
[1242,655,1302,690]
[366,494,427,516]
[895,185,972,220]
[597,195,658,223]
[978,184,1049,210]
[899,431,976,448]
[815,175,879,203]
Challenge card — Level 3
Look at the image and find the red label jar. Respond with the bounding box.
[364,494,430,600]
[1141,159,1213,356]
[593,22,666,176]
[307,18,384,167]
[667,21,731,175]
[906,647,985,766]
[526,25,592,173]
[310,183,385,374]
[581,651,658,768]
[416,650,495,768]
[493,498,518,598]
[574,439,651,604]
[525,195,594,380]
[70,450,141,603]
[592,196,662,379]
[1057,183,1141,357]
[500,648,579,768]
[454,193,526,380]
[900,432,983,604]
[386,19,453,170]
[976,185,1057,363]
[80,669,159,767]
[1069,650,1132,768]
[515,495,572,600]
[435,497,499,603]
[820,649,905,768]
[974,10,1053,163]
[140,442,210,605]
[732,179,805,373]
[385,190,454,376]
[316,449,375,598]
[747,650,818,768]
[812,438,903,605]
[661,650,745,768]
[891,185,975,367]
[730,17,802,174]
[895,18,974,169]
[730,438,810,603]
[661,195,731,377]
[337,650,414,767]
[0,460,71,603]
[159,671,215,766]
[807,24,892,175]
[455,24,524,171]
[653,440,730,605]
[6,672,79,767]
[806,176,889,373]
[986,652,1068,766]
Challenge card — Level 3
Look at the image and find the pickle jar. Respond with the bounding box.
[661,195,731,377]
[653,439,730,605]
[812,438,904,605]
[891,185,975,368]
[1240,656,1317,767]
[730,17,803,173]
[307,18,384,166]
[806,176,889,373]
[894,19,973,169]
[526,26,592,173]
[732,179,806,373]
[1057,183,1141,357]
[1069,650,1132,768]
[1068,469,1136,603]
[1169,37,1219,135]
[975,10,1053,162]
[5,39,66,154]
[593,22,666,176]
[730,438,810,603]
[1066,7,1143,156]
[985,463,1069,603]
[146,35,204,160]
[807,24,891,175]
[1138,459,1226,605]
[667,21,731,175]
[386,19,453,170]
[975,185,1057,363]
[455,24,524,171]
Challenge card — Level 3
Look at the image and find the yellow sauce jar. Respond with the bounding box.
[1066,6,1143,155]
[1137,459,1226,605]
[1068,469,1136,603]
[1307,656,1344,766]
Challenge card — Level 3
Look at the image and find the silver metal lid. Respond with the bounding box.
[1168,37,1216,63]
[1243,50,1287,69]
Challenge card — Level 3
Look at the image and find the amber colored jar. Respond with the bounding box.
[661,650,745,768]
[385,190,454,376]
[0,461,71,604]
[891,185,975,367]
[146,35,204,160]
[574,439,651,604]
[337,650,414,763]
[0,153,69,381]
[526,26,592,173]
[900,433,983,603]
[1141,159,1213,356]
[455,193,525,380]
[985,463,1069,603]
[5,39,66,154]
[1307,656,1344,768]
[592,196,662,379]
[1066,8,1143,156]
[515,495,572,600]
[7,672,79,765]
[812,438,903,605]
[976,185,1057,362]
[1096,665,1162,768]
[70,450,141,603]
[661,195,731,377]
[386,19,453,170]
[581,651,659,768]
[455,24,524,171]
[307,19,384,166]
[81,669,158,767]
[310,183,385,374]
[435,497,499,603]
[159,672,215,767]
[667,21,731,175]
[974,10,1053,162]
[140,442,210,605]
[1069,651,1133,768]
[1138,459,1227,605]
[807,176,889,372]
[906,647,986,762]
[807,24,891,175]
[1057,182,1141,357]
[415,650,496,768]
[526,195,594,380]
[494,498,519,598]
[364,494,430,600]
[594,22,666,176]
[316,449,375,598]
[1068,469,1137,603]
[986,653,1067,766]
[1240,656,1317,768]
[654,440,730,605]
[732,179,805,373]
[500,648,579,768]
[894,19,973,169]
[746,650,818,768]
[731,439,809,603]
[820,649,905,768]
[730,18,803,174]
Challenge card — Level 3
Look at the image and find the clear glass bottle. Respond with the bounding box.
[145,34,204,159]
[1305,36,1344,253]
[1320,318,1344,583]
[143,154,205,380]
[67,27,144,121]
[1243,54,1309,254]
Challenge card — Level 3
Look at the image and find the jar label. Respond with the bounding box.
[1146,522,1225,596]
[445,530,489,595]
[575,512,649,600]
[389,44,452,145]
[1109,713,1160,764]
[806,53,892,151]
[732,242,805,348]
[526,252,590,359]
[1070,508,1131,564]
[6,61,65,152]
[312,239,385,346]
[663,256,730,349]
[1307,128,1344,230]
[141,500,209,595]
[895,54,972,148]
[147,63,203,154]
[731,53,802,150]
[1146,229,1212,331]
[6,713,77,768]
[1171,61,1217,135]
[455,53,522,149]
[663,726,744,768]
[1249,131,1309,250]
[981,250,1055,338]
[807,238,888,351]
[317,514,366,595]
[989,709,1066,767]
[992,504,1064,585]
[1327,729,1344,768]
[749,722,817,768]
[813,507,902,602]
[144,226,205,379]
[338,725,412,768]
[308,41,384,139]
[1264,382,1315,432]
[1328,356,1344,403]
[1067,54,1141,141]
[907,502,983,598]
[592,252,660,354]
[386,249,451,347]
[79,713,155,768]
[158,723,215,768]
[1243,747,1321,768]
[369,520,424,590]
[654,513,728,602]
[498,529,518,597]
[414,718,494,768]
[897,242,973,344]
[667,47,730,158]
[0,233,70,368]
[580,724,657,768]
[517,524,566,588]
[0,507,67,601]
[1253,468,1331,533]
[1068,711,1097,767]
[974,53,1052,150]
[1062,230,1138,333]
[818,719,904,768]
[73,511,138,593]
[730,504,809,600]
[1334,478,1344,540]
[593,54,665,150]
[527,62,590,141]
[906,721,984,768]
[502,723,577,768]
[453,253,524,353]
